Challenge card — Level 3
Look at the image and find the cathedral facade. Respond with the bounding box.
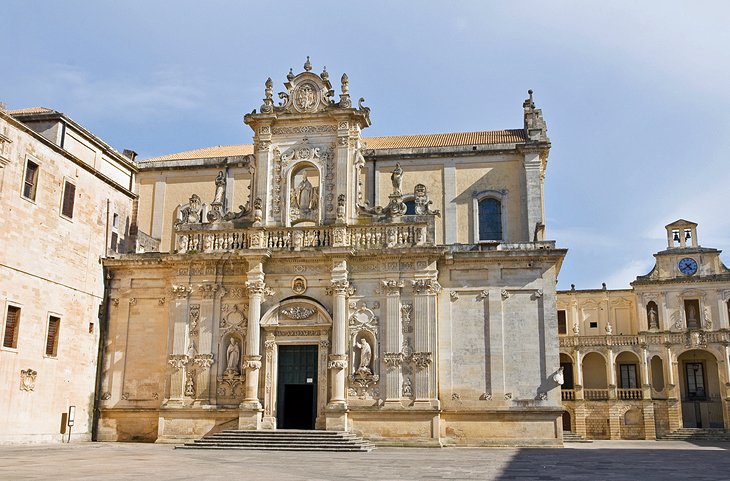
[96,60,567,446]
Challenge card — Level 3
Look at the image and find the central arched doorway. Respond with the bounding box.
[677,349,723,428]
[259,297,332,430]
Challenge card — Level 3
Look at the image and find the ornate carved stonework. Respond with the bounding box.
[383,352,404,368]
[20,368,37,392]
[243,356,262,371]
[168,354,189,371]
[327,280,355,297]
[245,280,275,299]
[292,276,307,295]
[193,354,214,370]
[413,352,432,369]
[171,285,192,299]
[328,354,347,370]
[281,306,315,320]
[381,279,404,295]
[411,278,441,294]
[401,303,413,334]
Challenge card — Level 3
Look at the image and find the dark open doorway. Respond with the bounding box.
[277,344,318,429]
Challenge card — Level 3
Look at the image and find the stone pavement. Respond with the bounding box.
[1,441,729,481]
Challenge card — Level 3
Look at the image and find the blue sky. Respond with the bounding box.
[2,1,728,289]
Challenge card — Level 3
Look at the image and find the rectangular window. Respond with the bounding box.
[110,231,118,252]
[46,316,60,357]
[619,364,638,389]
[112,213,119,229]
[685,362,706,400]
[557,310,567,334]
[22,159,39,200]
[61,181,76,219]
[589,321,598,329]
[3,305,20,348]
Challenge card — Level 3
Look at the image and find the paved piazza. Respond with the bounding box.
[1,441,729,480]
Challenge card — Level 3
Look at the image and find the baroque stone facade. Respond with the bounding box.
[558,220,730,439]
[97,60,566,446]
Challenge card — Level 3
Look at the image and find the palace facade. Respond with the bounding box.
[558,220,730,439]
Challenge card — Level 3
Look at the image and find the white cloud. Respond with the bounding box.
[36,65,207,121]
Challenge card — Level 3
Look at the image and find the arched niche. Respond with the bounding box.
[582,352,608,389]
[287,162,321,226]
[646,301,659,330]
[650,355,665,392]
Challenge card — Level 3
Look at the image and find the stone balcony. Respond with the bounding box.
[174,216,436,254]
[559,330,730,348]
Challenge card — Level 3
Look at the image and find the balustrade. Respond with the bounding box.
[617,388,643,400]
[583,389,610,400]
[561,389,575,401]
[175,221,432,253]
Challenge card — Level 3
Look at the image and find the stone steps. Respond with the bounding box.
[658,428,730,442]
[562,431,592,443]
[177,429,374,452]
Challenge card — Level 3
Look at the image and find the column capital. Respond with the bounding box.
[168,354,189,371]
[327,280,355,297]
[245,280,274,299]
[381,279,404,295]
[411,278,441,295]
[243,355,262,371]
[328,354,347,370]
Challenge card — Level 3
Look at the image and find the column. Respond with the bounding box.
[194,285,221,404]
[382,280,404,406]
[607,349,617,399]
[723,345,730,429]
[411,278,440,407]
[239,260,269,429]
[151,178,166,239]
[442,161,457,244]
[328,281,350,405]
[574,349,584,400]
[523,152,544,241]
[166,286,191,406]
[326,259,352,431]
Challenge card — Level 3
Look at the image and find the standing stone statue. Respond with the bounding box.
[225,338,240,375]
[391,163,403,193]
[648,306,658,329]
[356,338,372,374]
[213,171,226,204]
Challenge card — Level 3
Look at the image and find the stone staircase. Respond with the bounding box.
[658,428,730,442]
[177,429,374,452]
[562,431,592,443]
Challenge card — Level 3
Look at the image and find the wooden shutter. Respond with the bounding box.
[23,161,38,200]
[46,316,60,356]
[62,182,75,218]
[3,306,20,348]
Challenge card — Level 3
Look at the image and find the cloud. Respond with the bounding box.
[603,259,655,290]
[36,65,208,121]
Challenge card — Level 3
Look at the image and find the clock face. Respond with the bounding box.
[678,257,698,275]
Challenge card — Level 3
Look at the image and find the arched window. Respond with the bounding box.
[404,200,416,215]
[478,197,502,241]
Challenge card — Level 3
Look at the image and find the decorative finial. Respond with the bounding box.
[528,89,533,100]
[320,66,329,80]
[287,68,294,81]
[304,56,312,72]
[339,73,351,108]
[341,73,349,94]
[260,77,274,113]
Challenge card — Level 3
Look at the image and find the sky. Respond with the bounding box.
[2,1,728,290]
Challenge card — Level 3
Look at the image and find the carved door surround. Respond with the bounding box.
[259,298,332,429]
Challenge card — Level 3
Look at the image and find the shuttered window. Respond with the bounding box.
[22,160,39,200]
[478,197,502,241]
[46,316,60,357]
[61,181,75,219]
[3,305,20,348]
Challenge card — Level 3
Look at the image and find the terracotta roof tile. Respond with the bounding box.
[139,129,527,162]
[364,129,527,149]
[141,144,255,163]
[8,107,56,115]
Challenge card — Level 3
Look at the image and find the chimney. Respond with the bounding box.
[122,149,138,162]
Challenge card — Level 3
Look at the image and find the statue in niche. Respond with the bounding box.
[213,171,226,204]
[648,306,659,329]
[391,163,403,193]
[225,338,240,375]
[355,337,372,375]
[687,304,698,328]
[187,341,197,359]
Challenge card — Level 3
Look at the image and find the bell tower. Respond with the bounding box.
[666,219,698,249]
[244,57,371,227]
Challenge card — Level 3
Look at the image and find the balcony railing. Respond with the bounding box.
[559,330,730,348]
[175,221,433,253]
[561,389,575,401]
[617,388,643,400]
[583,389,610,400]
